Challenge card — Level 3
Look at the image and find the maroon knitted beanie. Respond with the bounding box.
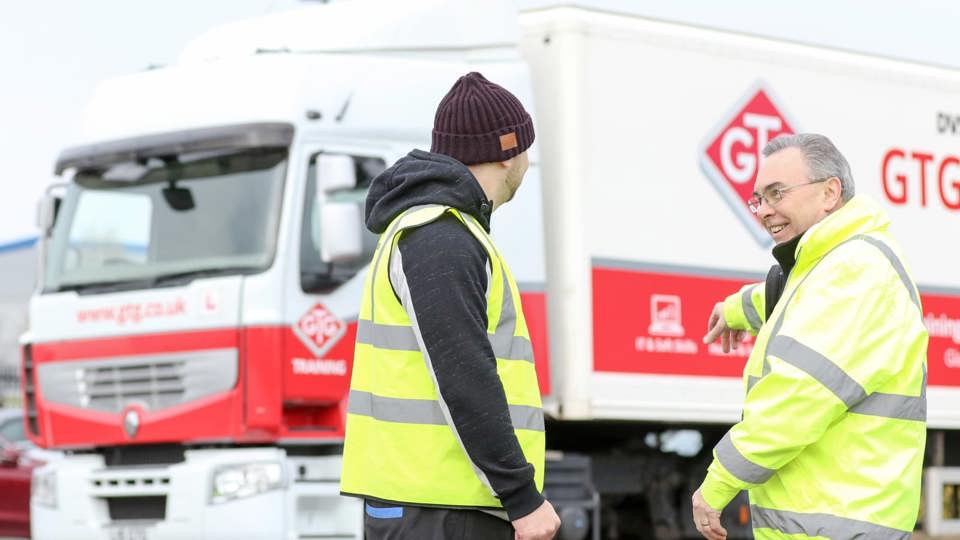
[431,72,535,165]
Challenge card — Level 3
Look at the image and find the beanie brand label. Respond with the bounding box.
[500,132,518,152]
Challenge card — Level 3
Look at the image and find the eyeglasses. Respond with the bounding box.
[747,177,835,215]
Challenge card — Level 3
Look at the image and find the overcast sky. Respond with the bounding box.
[2,0,959,245]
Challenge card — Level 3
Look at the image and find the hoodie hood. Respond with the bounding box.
[365,149,493,233]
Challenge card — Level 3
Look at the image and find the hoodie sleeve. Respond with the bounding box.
[389,214,543,520]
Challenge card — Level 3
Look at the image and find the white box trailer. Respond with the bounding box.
[522,6,960,428]
[25,1,960,539]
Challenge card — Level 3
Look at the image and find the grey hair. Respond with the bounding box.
[762,133,855,201]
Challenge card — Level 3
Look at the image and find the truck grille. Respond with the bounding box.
[84,361,185,411]
[37,348,237,413]
[90,470,171,497]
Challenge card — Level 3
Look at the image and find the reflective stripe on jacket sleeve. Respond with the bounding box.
[722,282,765,334]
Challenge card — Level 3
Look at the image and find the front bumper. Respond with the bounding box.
[31,447,362,540]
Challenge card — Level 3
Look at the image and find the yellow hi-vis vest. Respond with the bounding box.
[702,196,928,539]
[340,204,545,509]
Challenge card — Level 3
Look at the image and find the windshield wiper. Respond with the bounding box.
[54,266,260,294]
[150,266,261,286]
[57,278,157,295]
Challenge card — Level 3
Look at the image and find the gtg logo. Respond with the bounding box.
[699,81,797,246]
[293,302,346,357]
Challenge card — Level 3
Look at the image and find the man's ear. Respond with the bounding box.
[498,156,513,169]
[824,176,843,208]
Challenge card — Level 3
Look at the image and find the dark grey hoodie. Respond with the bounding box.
[363,149,543,521]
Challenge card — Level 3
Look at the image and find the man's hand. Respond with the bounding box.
[692,489,727,540]
[512,499,561,540]
[702,302,744,353]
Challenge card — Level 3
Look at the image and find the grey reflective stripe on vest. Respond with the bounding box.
[855,236,928,420]
[715,432,775,484]
[348,389,445,425]
[851,391,926,422]
[347,389,545,432]
[459,214,535,362]
[850,365,927,422]
[855,235,921,311]
[494,335,534,361]
[766,335,867,408]
[357,320,534,361]
[356,320,419,350]
[368,204,440,322]
[489,264,535,361]
[766,334,926,421]
[742,284,763,332]
[750,506,911,540]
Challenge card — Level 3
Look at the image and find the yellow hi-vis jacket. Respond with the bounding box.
[340,204,545,509]
[701,195,928,539]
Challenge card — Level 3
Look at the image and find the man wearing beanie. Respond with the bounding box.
[340,72,560,540]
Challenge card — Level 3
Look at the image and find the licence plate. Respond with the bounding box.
[108,526,148,540]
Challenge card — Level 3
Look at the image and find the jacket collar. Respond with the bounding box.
[790,195,891,275]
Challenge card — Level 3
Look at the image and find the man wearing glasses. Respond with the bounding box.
[693,134,928,540]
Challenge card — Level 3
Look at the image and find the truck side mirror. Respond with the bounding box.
[36,192,62,236]
[313,154,363,263]
[314,154,357,194]
[318,201,363,263]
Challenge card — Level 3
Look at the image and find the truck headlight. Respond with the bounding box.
[209,461,285,504]
[32,468,57,509]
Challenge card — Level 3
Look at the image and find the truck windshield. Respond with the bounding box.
[44,148,287,293]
